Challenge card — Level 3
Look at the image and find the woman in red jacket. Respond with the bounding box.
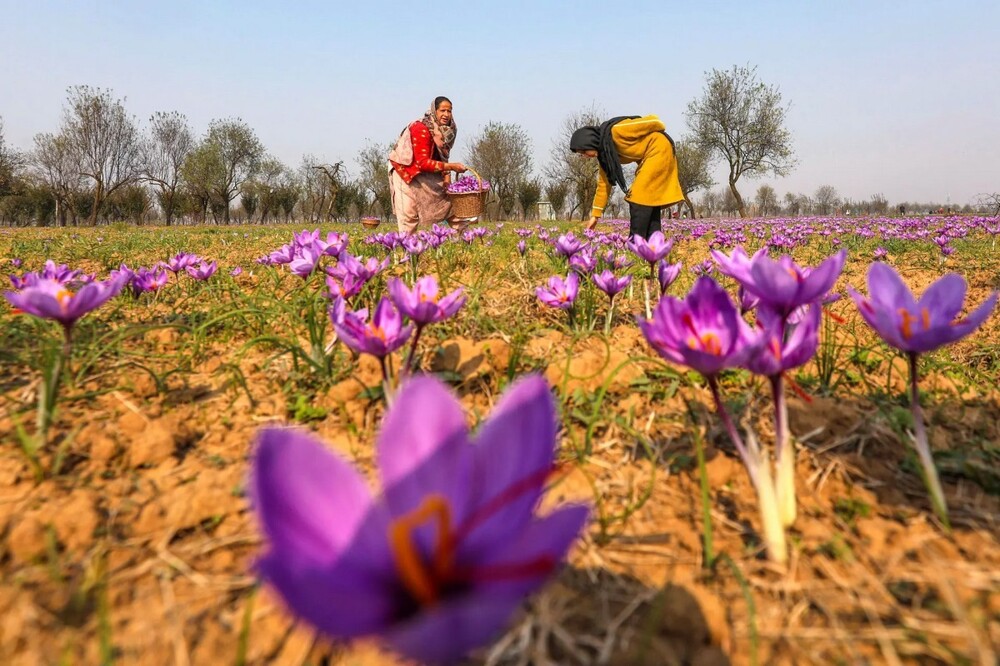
[388,97,469,234]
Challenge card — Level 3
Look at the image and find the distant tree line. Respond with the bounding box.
[0,76,994,227]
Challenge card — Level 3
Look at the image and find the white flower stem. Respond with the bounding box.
[709,377,787,564]
[771,375,797,528]
[908,352,950,531]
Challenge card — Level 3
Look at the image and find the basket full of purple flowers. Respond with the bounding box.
[447,170,490,219]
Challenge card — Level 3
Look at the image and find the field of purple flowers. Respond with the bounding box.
[2,215,999,665]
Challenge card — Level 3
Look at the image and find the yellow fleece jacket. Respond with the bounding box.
[591,115,685,218]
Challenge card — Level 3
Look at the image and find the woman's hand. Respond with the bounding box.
[585,216,599,231]
[446,162,468,173]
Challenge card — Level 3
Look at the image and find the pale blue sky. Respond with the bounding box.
[2,0,999,204]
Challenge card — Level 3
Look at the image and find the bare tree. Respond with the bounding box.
[466,121,532,219]
[975,192,1000,216]
[813,185,840,215]
[868,193,889,215]
[61,86,143,225]
[356,140,393,217]
[0,117,24,197]
[544,106,602,220]
[755,184,778,217]
[675,137,714,218]
[700,189,721,218]
[686,65,795,217]
[31,133,82,226]
[144,111,193,225]
[544,180,569,220]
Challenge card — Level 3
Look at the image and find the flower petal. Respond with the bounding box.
[917,273,966,326]
[377,376,472,518]
[460,376,558,555]
[251,428,374,563]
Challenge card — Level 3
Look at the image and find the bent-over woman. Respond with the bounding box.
[570,115,685,239]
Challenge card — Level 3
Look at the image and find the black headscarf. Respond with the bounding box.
[569,115,639,192]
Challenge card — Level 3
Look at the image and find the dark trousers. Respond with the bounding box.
[628,203,661,239]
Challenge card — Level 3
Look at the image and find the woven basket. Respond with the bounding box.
[361,218,380,229]
[448,169,487,218]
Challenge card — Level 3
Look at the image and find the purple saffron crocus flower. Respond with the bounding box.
[10,258,22,269]
[331,252,391,283]
[186,260,218,281]
[848,262,998,529]
[711,246,767,284]
[164,252,199,274]
[4,275,126,331]
[334,297,413,358]
[230,266,243,277]
[388,276,465,326]
[639,276,758,377]
[746,304,821,377]
[269,244,296,265]
[569,249,597,276]
[536,273,580,311]
[848,262,997,355]
[554,233,586,258]
[132,267,169,295]
[592,270,631,299]
[656,260,682,295]
[325,272,366,301]
[738,250,846,316]
[288,244,323,279]
[318,232,349,257]
[516,240,527,256]
[626,231,673,268]
[250,375,588,665]
[402,235,427,257]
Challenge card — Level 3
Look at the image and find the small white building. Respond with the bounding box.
[537,198,556,220]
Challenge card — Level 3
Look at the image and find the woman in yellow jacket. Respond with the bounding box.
[570,115,685,239]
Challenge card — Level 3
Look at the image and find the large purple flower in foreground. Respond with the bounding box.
[639,276,757,376]
[334,297,413,358]
[4,275,125,330]
[251,376,588,664]
[848,262,997,354]
[388,276,465,326]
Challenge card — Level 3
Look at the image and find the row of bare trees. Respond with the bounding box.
[0,87,401,227]
[4,71,993,226]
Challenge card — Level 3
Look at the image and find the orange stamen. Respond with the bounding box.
[769,336,782,361]
[920,307,930,330]
[387,494,454,606]
[899,308,916,339]
[56,288,73,310]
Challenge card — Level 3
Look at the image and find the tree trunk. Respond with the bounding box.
[729,179,746,218]
[683,194,697,219]
[164,190,174,226]
[89,182,104,226]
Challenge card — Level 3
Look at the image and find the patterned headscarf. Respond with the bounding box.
[421,101,457,159]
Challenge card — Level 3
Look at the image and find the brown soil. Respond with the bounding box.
[1,226,999,665]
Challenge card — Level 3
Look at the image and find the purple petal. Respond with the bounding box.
[251,428,375,563]
[460,376,558,555]
[377,377,472,520]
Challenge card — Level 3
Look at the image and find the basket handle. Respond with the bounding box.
[465,167,484,192]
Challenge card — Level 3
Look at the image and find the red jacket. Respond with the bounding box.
[390,121,446,184]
